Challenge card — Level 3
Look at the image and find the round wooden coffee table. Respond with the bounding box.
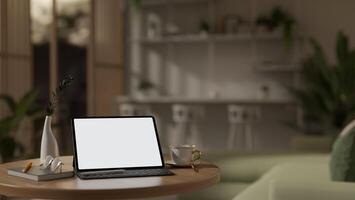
[0,156,219,199]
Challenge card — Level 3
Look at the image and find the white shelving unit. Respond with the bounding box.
[123,0,309,150]
[128,0,305,100]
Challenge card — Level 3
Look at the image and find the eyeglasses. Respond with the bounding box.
[40,155,64,172]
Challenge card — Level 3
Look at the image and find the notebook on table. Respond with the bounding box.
[72,116,174,179]
[8,166,74,181]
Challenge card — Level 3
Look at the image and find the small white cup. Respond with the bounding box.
[170,144,201,166]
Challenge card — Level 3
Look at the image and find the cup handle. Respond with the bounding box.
[191,149,202,172]
[191,149,202,163]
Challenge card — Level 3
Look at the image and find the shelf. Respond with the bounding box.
[141,0,211,7]
[115,96,297,105]
[139,35,210,43]
[133,32,305,44]
[254,62,301,72]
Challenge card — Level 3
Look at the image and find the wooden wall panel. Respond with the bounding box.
[94,0,123,65]
[88,0,124,115]
[94,67,123,115]
[0,0,7,116]
[0,59,2,100]
[0,0,32,156]
[0,0,2,52]
[7,0,30,56]
[3,0,31,100]
[7,59,32,100]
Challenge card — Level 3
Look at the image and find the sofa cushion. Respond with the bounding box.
[234,156,329,200]
[270,180,355,200]
[206,152,329,183]
[330,119,355,181]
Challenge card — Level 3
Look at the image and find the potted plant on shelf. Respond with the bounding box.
[256,6,296,47]
[130,72,159,98]
[137,79,159,98]
[0,90,43,162]
[40,75,73,164]
[289,31,355,136]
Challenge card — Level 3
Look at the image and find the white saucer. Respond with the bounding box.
[165,160,191,167]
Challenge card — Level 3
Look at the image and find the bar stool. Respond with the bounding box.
[227,105,260,150]
[170,104,204,147]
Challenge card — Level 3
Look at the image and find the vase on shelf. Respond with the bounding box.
[40,116,59,164]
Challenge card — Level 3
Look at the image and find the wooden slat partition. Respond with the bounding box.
[0,0,33,156]
[0,0,32,100]
[0,0,8,116]
[88,0,124,115]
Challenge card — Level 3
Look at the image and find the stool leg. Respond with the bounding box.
[227,123,237,149]
[245,124,253,150]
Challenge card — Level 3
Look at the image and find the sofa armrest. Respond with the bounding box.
[270,180,355,200]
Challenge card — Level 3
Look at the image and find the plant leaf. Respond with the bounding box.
[336,31,349,65]
[15,90,39,117]
[290,33,355,130]
[0,117,16,136]
[0,95,16,113]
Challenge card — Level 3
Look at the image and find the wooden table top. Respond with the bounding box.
[0,156,220,199]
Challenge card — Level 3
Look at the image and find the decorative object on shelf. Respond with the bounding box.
[256,6,296,47]
[137,79,158,97]
[258,84,270,99]
[130,72,160,98]
[199,20,210,36]
[146,13,162,39]
[224,15,242,34]
[0,90,43,162]
[289,32,355,135]
[41,75,73,164]
[165,23,181,36]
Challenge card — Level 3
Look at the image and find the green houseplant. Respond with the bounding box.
[0,90,43,161]
[131,0,141,10]
[256,6,296,47]
[290,32,355,134]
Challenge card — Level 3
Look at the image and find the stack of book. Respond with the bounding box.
[8,166,74,181]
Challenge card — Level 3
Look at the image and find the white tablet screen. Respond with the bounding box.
[73,117,163,170]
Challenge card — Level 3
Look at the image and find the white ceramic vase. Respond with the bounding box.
[40,116,59,164]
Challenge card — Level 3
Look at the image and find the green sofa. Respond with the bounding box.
[178,151,354,200]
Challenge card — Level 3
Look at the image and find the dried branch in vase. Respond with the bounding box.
[46,75,74,116]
